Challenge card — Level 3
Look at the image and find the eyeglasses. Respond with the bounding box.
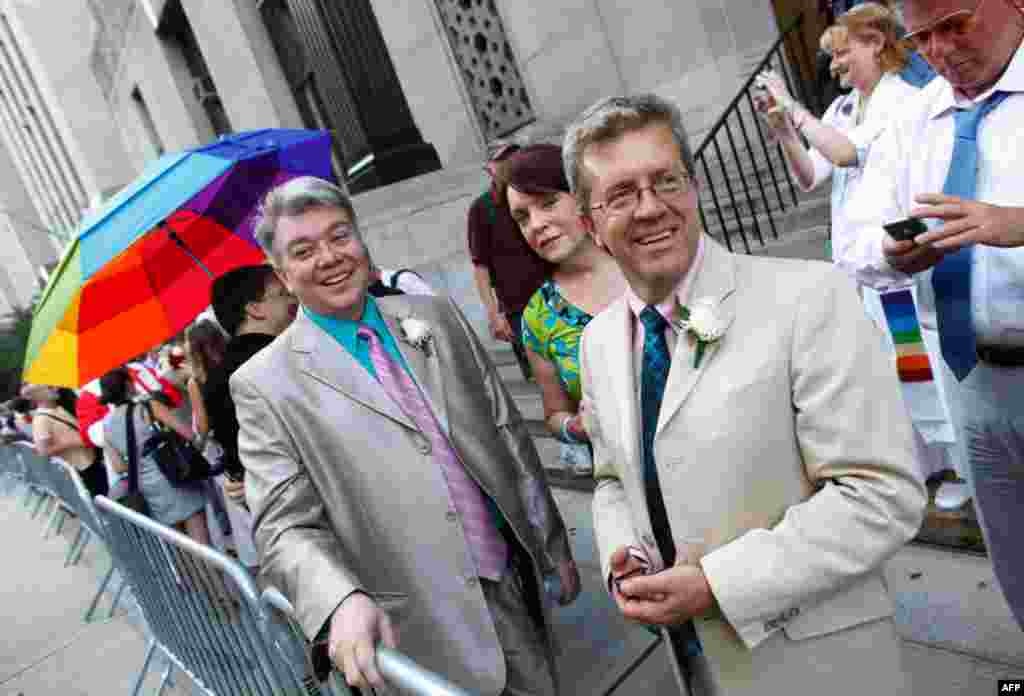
[903,0,986,53]
[589,170,693,217]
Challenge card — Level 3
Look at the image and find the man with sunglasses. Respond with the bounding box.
[841,0,1024,630]
[568,94,926,695]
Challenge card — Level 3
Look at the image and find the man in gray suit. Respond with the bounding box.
[231,176,578,694]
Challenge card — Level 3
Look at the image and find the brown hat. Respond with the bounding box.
[506,144,570,196]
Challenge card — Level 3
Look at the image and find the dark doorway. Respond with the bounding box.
[259,0,442,193]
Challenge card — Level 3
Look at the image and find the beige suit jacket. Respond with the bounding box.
[582,238,926,693]
[231,295,572,696]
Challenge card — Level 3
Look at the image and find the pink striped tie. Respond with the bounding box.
[357,325,508,580]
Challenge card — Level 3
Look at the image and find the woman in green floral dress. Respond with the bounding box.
[504,144,626,448]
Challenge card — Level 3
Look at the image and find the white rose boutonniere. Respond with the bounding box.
[675,297,727,369]
[399,317,433,355]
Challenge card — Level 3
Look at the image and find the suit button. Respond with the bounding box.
[446,510,458,522]
[465,577,478,587]
[416,438,431,454]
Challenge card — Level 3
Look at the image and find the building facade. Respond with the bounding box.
[0,0,784,323]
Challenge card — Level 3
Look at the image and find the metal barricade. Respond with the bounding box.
[53,459,130,621]
[37,455,78,541]
[13,441,54,518]
[48,457,93,567]
[95,495,476,696]
[0,444,28,497]
[0,444,19,490]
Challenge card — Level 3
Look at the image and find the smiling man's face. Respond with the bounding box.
[582,122,701,304]
[274,205,371,321]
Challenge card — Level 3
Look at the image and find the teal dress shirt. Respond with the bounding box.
[305,297,410,379]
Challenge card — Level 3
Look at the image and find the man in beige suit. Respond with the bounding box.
[566,95,927,694]
[231,176,578,695]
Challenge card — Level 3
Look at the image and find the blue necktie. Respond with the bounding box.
[932,91,1008,381]
[639,306,701,656]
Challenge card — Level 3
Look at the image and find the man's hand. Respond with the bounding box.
[488,310,515,342]
[557,558,581,605]
[329,592,398,690]
[911,194,1024,250]
[616,562,716,627]
[882,234,947,275]
[222,476,246,502]
[609,546,653,608]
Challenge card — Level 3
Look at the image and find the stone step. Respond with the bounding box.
[708,193,831,256]
[697,157,824,232]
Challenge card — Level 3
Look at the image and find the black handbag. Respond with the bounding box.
[122,403,150,516]
[140,401,216,485]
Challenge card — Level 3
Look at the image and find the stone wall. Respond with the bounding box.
[354,162,494,340]
[374,0,782,168]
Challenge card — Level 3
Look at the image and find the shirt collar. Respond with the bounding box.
[303,295,386,342]
[626,234,706,327]
[930,39,1024,120]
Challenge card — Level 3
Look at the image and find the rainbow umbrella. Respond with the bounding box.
[23,128,334,388]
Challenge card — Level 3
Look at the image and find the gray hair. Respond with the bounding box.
[562,94,696,213]
[254,176,359,262]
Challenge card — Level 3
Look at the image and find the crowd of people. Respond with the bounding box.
[2,0,1022,693]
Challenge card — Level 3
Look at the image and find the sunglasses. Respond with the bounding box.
[903,0,986,53]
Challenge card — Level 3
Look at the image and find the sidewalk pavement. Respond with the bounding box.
[2,478,1022,696]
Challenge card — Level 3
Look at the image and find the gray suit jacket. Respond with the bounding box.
[231,295,572,695]
[582,238,926,694]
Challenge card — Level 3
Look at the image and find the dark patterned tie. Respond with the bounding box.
[932,91,1009,381]
[639,306,702,656]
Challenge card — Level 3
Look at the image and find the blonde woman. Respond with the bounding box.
[756,3,964,505]
[755,3,924,261]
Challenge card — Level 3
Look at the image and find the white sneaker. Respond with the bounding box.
[934,480,971,511]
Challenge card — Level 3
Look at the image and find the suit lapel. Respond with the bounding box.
[656,240,737,437]
[379,304,451,434]
[606,299,644,497]
[290,311,416,431]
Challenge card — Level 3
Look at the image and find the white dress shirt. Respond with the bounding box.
[810,72,922,264]
[626,234,707,384]
[840,41,1024,348]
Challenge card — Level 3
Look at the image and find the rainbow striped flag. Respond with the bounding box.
[880,288,933,383]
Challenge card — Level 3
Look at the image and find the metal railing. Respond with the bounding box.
[53,457,131,620]
[12,441,59,521]
[94,495,476,696]
[0,444,129,621]
[693,12,816,255]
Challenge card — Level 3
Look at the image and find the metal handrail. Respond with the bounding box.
[695,13,811,155]
[693,12,816,255]
[95,495,477,696]
[260,588,475,696]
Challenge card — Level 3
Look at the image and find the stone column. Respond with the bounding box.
[286,0,441,192]
[180,0,304,132]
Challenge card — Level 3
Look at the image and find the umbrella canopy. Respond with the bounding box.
[23,128,334,388]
